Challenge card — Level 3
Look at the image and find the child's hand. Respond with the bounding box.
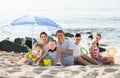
[36,55,40,59]
[58,48,64,53]
[101,57,107,61]
[36,62,42,66]
[32,54,37,57]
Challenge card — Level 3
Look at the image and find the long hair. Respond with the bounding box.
[94,33,102,47]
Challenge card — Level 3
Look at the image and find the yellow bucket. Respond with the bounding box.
[32,58,38,62]
[44,59,52,66]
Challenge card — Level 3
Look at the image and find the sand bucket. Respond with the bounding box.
[32,58,38,62]
[44,59,52,66]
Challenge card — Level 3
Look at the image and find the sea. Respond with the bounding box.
[0,0,120,56]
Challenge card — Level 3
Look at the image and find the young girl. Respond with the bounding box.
[17,43,43,65]
[39,40,64,66]
[89,33,114,65]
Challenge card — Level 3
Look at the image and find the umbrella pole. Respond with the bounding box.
[29,24,34,53]
[32,24,34,51]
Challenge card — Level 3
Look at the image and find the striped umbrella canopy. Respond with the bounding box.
[1,15,62,38]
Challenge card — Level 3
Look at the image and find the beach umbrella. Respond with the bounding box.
[1,15,62,39]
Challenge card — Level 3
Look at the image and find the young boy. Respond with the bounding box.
[38,40,64,66]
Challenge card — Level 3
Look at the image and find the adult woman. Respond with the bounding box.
[36,32,49,65]
[39,32,49,52]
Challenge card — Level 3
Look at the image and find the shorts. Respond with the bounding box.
[96,60,102,63]
[63,56,74,66]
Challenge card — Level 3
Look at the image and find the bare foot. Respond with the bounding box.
[36,63,43,66]
[10,61,18,65]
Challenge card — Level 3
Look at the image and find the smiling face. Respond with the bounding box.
[33,43,43,53]
[56,31,65,45]
[40,33,48,44]
[34,46,41,52]
[74,37,82,45]
[93,33,101,43]
[48,41,56,50]
[74,33,82,45]
[94,36,101,43]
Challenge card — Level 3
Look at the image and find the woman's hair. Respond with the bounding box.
[56,30,64,36]
[33,43,43,49]
[94,33,102,38]
[74,33,81,37]
[40,32,48,37]
[94,33,101,47]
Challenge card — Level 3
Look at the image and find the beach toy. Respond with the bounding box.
[80,47,88,55]
[44,59,52,66]
[45,55,51,60]
[44,56,52,66]
[27,62,33,66]
[105,47,116,64]
[28,53,33,59]
[106,47,116,57]
[32,58,38,62]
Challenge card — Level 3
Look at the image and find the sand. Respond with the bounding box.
[0,51,120,78]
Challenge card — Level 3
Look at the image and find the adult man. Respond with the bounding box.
[56,30,74,66]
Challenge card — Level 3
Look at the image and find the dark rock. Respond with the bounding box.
[99,44,108,46]
[0,40,28,53]
[14,38,22,44]
[64,32,74,37]
[48,36,54,41]
[52,32,74,38]
[25,37,37,49]
[52,34,55,36]
[86,32,92,34]
[99,47,106,52]
[88,34,93,39]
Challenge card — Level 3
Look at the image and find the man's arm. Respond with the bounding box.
[58,48,73,55]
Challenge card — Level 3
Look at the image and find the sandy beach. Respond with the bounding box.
[0,51,119,78]
[0,0,120,77]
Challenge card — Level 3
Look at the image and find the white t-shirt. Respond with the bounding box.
[73,43,81,57]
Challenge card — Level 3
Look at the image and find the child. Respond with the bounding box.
[16,43,43,65]
[89,33,114,65]
[73,33,99,65]
[39,40,64,66]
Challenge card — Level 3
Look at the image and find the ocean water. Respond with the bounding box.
[0,0,120,55]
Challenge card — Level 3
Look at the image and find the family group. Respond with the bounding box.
[15,30,114,66]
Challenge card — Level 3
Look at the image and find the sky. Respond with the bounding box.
[0,0,120,24]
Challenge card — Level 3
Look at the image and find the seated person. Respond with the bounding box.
[56,30,74,66]
[38,40,64,66]
[13,43,44,65]
[89,33,114,65]
[73,33,99,65]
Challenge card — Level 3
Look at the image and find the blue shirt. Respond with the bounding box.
[57,39,74,66]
